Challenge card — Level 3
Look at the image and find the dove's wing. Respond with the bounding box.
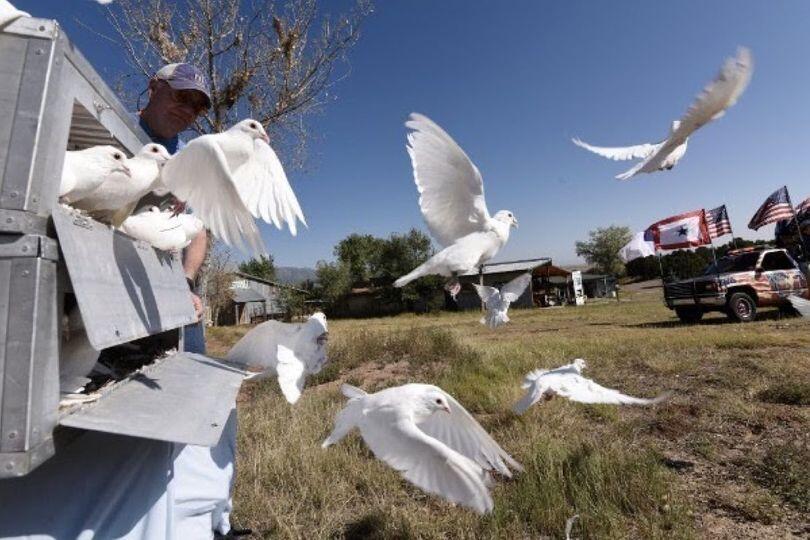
[275,343,306,404]
[405,113,490,247]
[548,372,668,405]
[233,140,306,236]
[571,138,659,161]
[670,47,753,143]
[619,48,753,181]
[472,284,500,305]
[788,295,810,318]
[512,370,552,414]
[500,273,531,303]
[418,392,522,476]
[226,320,290,370]
[161,137,267,255]
[359,413,494,514]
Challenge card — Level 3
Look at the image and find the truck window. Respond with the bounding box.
[704,252,760,274]
[760,251,796,271]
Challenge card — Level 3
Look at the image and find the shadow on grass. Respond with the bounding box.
[341,510,413,540]
[623,309,788,329]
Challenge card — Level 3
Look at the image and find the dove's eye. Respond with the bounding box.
[435,398,442,405]
[151,147,158,153]
[113,153,122,160]
[249,122,258,129]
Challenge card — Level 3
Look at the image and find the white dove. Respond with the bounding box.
[513,359,671,414]
[572,47,753,180]
[322,383,522,514]
[788,295,810,318]
[394,113,518,298]
[119,206,204,252]
[59,306,100,395]
[59,145,131,203]
[226,312,328,404]
[71,143,171,225]
[473,272,531,329]
[159,119,306,256]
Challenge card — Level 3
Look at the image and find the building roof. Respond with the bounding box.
[232,287,268,303]
[233,272,310,294]
[460,258,551,277]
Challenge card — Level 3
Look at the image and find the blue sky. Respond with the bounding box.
[18,1,810,267]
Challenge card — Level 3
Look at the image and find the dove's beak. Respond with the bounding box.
[261,133,270,144]
[442,404,451,414]
[118,165,132,177]
[512,218,519,229]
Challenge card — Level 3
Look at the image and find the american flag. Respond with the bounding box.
[705,205,732,238]
[796,196,810,215]
[748,186,795,230]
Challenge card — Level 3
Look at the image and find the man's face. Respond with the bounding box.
[146,80,209,138]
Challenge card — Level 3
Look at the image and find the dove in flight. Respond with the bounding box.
[322,382,522,514]
[788,295,810,318]
[473,272,531,329]
[119,206,204,252]
[513,359,670,414]
[159,119,306,256]
[572,47,753,180]
[71,143,171,225]
[394,113,518,299]
[226,312,327,404]
[60,145,131,203]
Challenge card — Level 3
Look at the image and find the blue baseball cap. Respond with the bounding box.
[154,63,212,107]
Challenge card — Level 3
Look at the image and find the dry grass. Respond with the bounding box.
[208,289,810,539]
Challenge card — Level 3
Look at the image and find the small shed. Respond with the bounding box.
[226,272,309,325]
[455,258,552,310]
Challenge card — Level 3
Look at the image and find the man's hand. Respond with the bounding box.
[190,292,204,321]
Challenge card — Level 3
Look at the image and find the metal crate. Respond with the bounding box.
[0,17,243,478]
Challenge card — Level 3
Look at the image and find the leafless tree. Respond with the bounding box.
[201,241,236,326]
[102,0,372,164]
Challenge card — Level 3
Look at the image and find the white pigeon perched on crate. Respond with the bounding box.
[512,359,670,414]
[226,312,328,404]
[59,306,100,397]
[787,295,810,318]
[473,272,531,329]
[119,206,204,252]
[159,119,306,256]
[572,47,753,180]
[322,382,523,514]
[59,145,131,203]
[71,143,171,225]
[394,113,518,299]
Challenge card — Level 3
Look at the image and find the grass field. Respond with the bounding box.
[208,285,810,539]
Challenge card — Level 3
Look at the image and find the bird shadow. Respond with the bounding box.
[130,372,161,390]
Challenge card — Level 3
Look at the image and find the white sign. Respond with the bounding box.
[571,271,585,306]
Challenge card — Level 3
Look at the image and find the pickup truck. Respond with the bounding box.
[663,247,808,322]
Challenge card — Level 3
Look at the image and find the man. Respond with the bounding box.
[139,64,244,539]
[138,63,210,352]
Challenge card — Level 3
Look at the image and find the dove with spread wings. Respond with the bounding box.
[394,113,518,299]
[572,47,753,180]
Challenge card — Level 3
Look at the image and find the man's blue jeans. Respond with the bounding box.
[183,321,206,354]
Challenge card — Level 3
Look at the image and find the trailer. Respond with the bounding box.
[0,14,245,483]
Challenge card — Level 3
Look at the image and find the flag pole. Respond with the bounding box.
[787,188,808,262]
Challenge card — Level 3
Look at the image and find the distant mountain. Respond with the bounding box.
[275,266,317,285]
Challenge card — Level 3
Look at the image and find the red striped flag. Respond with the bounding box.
[796,196,810,215]
[748,186,795,230]
[704,205,732,239]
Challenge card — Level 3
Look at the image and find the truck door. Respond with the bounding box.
[759,251,802,300]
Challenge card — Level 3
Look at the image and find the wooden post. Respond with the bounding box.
[479,264,485,312]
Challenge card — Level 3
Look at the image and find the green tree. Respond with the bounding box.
[334,234,386,283]
[575,226,633,276]
[238,255,276,282]
[313,260,352,307]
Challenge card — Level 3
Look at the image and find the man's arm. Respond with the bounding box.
[183,229,208,320]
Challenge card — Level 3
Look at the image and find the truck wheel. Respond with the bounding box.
[675,307,703,323]
[727,292,757,322]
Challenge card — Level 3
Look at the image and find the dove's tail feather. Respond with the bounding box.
[322,395,363,448]
[340,383,367,399]
[512,388,541,415]
[394,261,432,288]
[520,368,548,389]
